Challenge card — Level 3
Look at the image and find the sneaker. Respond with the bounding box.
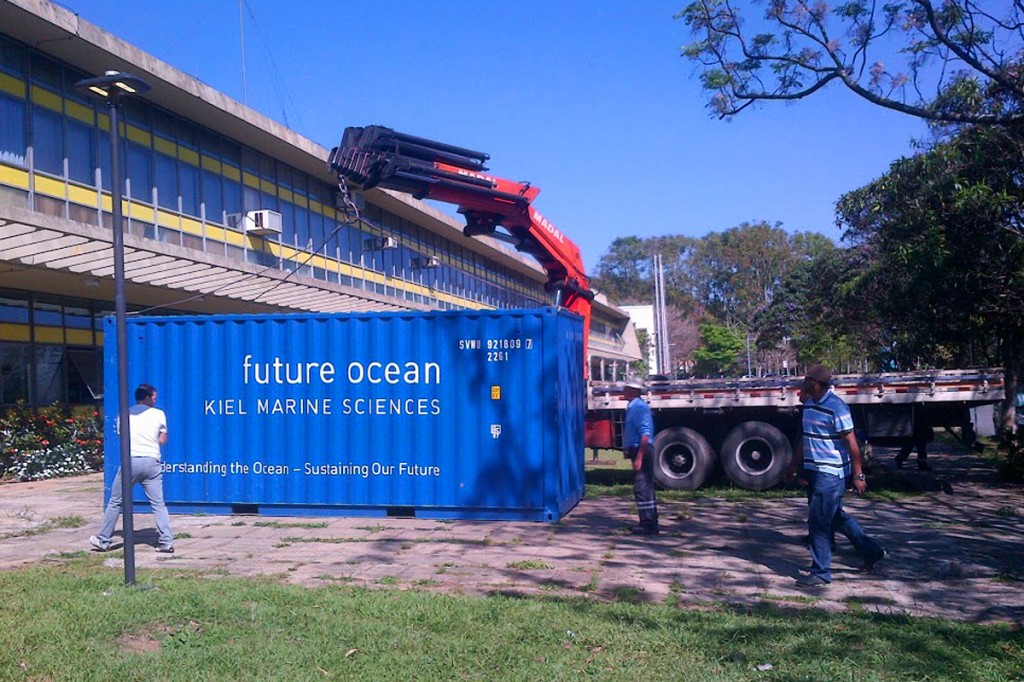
[861,549,887,573]
[630,525,660,536]
[795,574,829,588]
[89,535,110,552]
[155,545,175,554]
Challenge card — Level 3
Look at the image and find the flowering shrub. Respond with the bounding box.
[0,402,103,482]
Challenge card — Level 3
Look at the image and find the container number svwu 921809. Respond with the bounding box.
[485,337,533,362]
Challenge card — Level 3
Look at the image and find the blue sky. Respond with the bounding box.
[58,0,928,272]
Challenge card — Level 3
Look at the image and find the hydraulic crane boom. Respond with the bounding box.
[328,125,595,373]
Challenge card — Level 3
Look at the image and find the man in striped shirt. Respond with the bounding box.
[785,365,886,588]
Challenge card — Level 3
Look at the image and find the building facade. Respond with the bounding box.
[0,0,638,407]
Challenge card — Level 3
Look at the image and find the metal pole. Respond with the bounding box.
[109,97,135,586]
[746,335,752,377]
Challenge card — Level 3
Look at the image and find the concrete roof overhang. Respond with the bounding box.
[0,204,417,315]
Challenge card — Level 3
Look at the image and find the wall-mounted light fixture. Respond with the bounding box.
[84,276,101,288]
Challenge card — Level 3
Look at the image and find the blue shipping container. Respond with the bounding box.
[103,307,585,522]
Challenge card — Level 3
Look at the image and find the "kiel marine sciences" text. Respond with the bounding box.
[203,354,443,417]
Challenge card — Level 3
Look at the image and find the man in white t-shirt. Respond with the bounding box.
[90,383,175,553]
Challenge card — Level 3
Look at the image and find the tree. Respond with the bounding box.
[592,236,652,304]
[692,321,746,376]
[754,243,877,371]
[836,123,1024,431]
[678,0,1024,124]
[594,225,831,376]
[592,235,699,308]
[690,221,800,328]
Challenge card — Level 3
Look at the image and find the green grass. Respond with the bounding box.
[252,520,329,529]
[0,514,87,540]
[1,560,1021,681]
[507,559,552,571]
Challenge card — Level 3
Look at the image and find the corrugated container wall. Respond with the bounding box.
[103,308,586,522]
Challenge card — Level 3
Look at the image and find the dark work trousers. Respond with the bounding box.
[633,443,658,529]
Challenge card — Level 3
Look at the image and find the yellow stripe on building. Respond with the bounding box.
[156,209,180,229]
[64,100,94,125]
[0,323,30,342]
[34,174,66,199]
[125,125,151,147]
[35,326,64,344]
[29,85,62,112]
[154,136,177,157]
[0,72,26,98]
[181,217,203,236]
[201,156,222,174]
[178,147,199,166]
[66,328,95,345]
[129,203,155,223]
[0,164,30,189]
[223,227,245,246]
[67,183,98,207]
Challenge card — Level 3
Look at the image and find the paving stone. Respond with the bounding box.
[1,448,1022,623]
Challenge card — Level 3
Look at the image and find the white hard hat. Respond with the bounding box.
[624,378,646,391]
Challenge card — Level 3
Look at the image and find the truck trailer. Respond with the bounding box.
[586,369,1005,491]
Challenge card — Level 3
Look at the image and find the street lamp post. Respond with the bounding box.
[74,71,151,587]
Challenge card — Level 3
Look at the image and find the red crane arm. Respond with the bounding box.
[328,126,594,372]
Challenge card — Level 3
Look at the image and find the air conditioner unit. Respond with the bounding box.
[413,256,440,269]
[365,236,398,250]
[244,209,283,236]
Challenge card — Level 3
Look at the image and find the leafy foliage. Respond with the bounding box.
[691,322,745,376]
[754,244,875,369]
[678,0,1024,124]
[835,122,1024,429]
[0,403,103,481]
[592,223,832,375]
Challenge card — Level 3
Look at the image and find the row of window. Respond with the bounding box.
[0,291,106,406]
[0,33,547,312]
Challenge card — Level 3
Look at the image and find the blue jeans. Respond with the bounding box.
[806,471,883,582]
[97,456,174,548]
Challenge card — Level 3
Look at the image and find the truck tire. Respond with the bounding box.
[652,427,715,491]
[720,421,792,491]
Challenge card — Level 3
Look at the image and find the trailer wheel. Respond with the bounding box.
[720,421,792,491]
[652,428,715,491]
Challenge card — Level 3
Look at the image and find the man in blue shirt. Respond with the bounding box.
[785,365,885,587]
[623,378,658,535]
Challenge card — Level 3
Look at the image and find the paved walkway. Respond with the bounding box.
[1,449,1022,624]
